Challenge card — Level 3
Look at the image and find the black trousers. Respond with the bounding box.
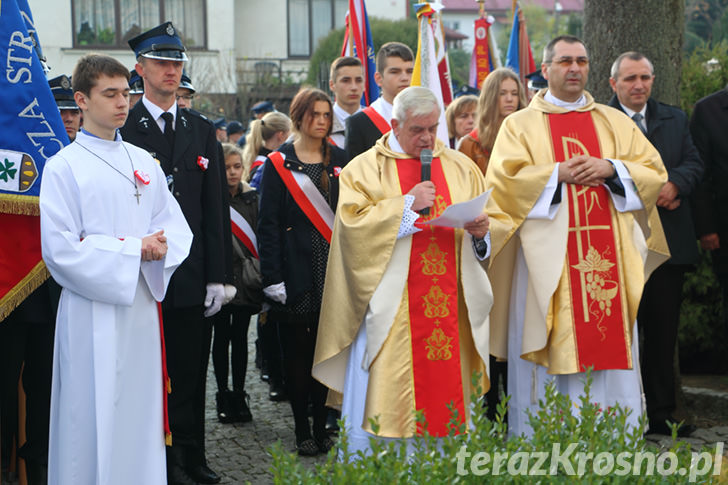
[163,305,212,465]
[637,263,689,423]
[259,314,284,387]
[212,306,252,392]
[0,291,54,470]
[277,317,328,444]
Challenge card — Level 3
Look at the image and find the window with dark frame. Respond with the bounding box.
[72,0,206,50]
[288,0,347,58]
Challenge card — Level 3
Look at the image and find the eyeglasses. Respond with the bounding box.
[176,94,195,101]
[548,57,589,67]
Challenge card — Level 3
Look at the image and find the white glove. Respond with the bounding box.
[223,284,237,305]
[204,283,225,317]
[263,282,287,305]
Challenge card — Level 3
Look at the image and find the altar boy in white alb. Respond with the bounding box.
[40,54,192,485]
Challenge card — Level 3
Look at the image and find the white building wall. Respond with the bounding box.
[442,11,480,51]
[31,0,238,94]
[365,0,408,20]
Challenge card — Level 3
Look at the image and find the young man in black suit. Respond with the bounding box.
[344,42,414,160]
[691,82,728,354]
[608,51,703,437]
[120,22,227,485]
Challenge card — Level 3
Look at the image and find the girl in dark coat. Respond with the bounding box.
[257,88,347,456]
[212,143,262,423]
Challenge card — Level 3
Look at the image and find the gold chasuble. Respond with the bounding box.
[485,90,669,375]
[313,136,510,438]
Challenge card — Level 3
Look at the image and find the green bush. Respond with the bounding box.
[680,42,728,114]
[270,372,722,483]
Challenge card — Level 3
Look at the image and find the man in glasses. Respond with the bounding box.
[486,35,669,437]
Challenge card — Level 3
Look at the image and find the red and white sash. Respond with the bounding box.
[251,154,266,171]
[362,106,391,135]
[268,151,334,243]
[230,206,258,259]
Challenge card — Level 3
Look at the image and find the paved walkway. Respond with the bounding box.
[204,317,325,485]
[202,318,727,484]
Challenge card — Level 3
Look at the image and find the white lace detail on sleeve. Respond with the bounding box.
[398,194,422,239]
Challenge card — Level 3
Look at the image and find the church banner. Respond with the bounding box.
[411,2,452,144]
[0,0,67,320]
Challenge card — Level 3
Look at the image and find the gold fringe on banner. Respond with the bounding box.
[0,261,49,321]
[0,194,40,216]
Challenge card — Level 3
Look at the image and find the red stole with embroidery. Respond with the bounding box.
[547,111,630,371]
[396,156,465,436]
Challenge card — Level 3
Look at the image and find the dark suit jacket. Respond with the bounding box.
[345,109,388,161]
[690,89,728,267]
[609,96,703,265]
[120,103,225,308]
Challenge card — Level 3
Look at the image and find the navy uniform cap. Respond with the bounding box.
[226,121,244,135]
[180,71,196,93]
[525,70,547,90]
[128,22,188,61]
[213,117,227,130]
[251,100,274,114]
[48,74,78,110]
[129,69,144,94]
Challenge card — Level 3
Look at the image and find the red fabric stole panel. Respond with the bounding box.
[157,305,172,445]
[547,111,630,371]
[396,157,465,436]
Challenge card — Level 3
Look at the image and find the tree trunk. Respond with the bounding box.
[583,1,684,105]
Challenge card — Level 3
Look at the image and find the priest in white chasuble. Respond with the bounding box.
[485,35,669,437]
[39,54,192,485]
[312,86,511,454]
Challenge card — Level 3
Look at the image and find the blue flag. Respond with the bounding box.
[0,0,66,208]
[342,0,379,105]
[0,0,67,319]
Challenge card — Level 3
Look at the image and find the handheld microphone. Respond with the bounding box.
[419,149,433,216]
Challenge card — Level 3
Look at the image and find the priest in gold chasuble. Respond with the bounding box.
[313,87,510,454]
[485,36,669,437]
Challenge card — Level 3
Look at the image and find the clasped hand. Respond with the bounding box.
[558,155,614,186]
[141,230,168,261]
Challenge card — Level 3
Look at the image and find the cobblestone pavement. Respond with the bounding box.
[202,317,728,484]
[204,316,326,485]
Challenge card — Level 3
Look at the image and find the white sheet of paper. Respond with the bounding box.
[422,189,491,228]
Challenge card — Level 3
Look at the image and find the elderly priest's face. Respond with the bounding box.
[392,108,439,158]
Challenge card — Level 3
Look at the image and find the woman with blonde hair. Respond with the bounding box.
[459,67,527,174]
[445,94,478,148]
[244,111,291,188]
[212,143,262,424]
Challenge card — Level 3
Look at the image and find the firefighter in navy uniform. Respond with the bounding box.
[120,22,228,485]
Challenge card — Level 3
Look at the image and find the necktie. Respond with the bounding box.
[632,112,647,135]
[161,112,175,148]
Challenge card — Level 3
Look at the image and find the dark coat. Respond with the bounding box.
[257,142,347,305]
[229,182,262,309]
[345,109,387,161]
[609,96,703,265]
[690,89,728,272]
[120,103,226,307]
